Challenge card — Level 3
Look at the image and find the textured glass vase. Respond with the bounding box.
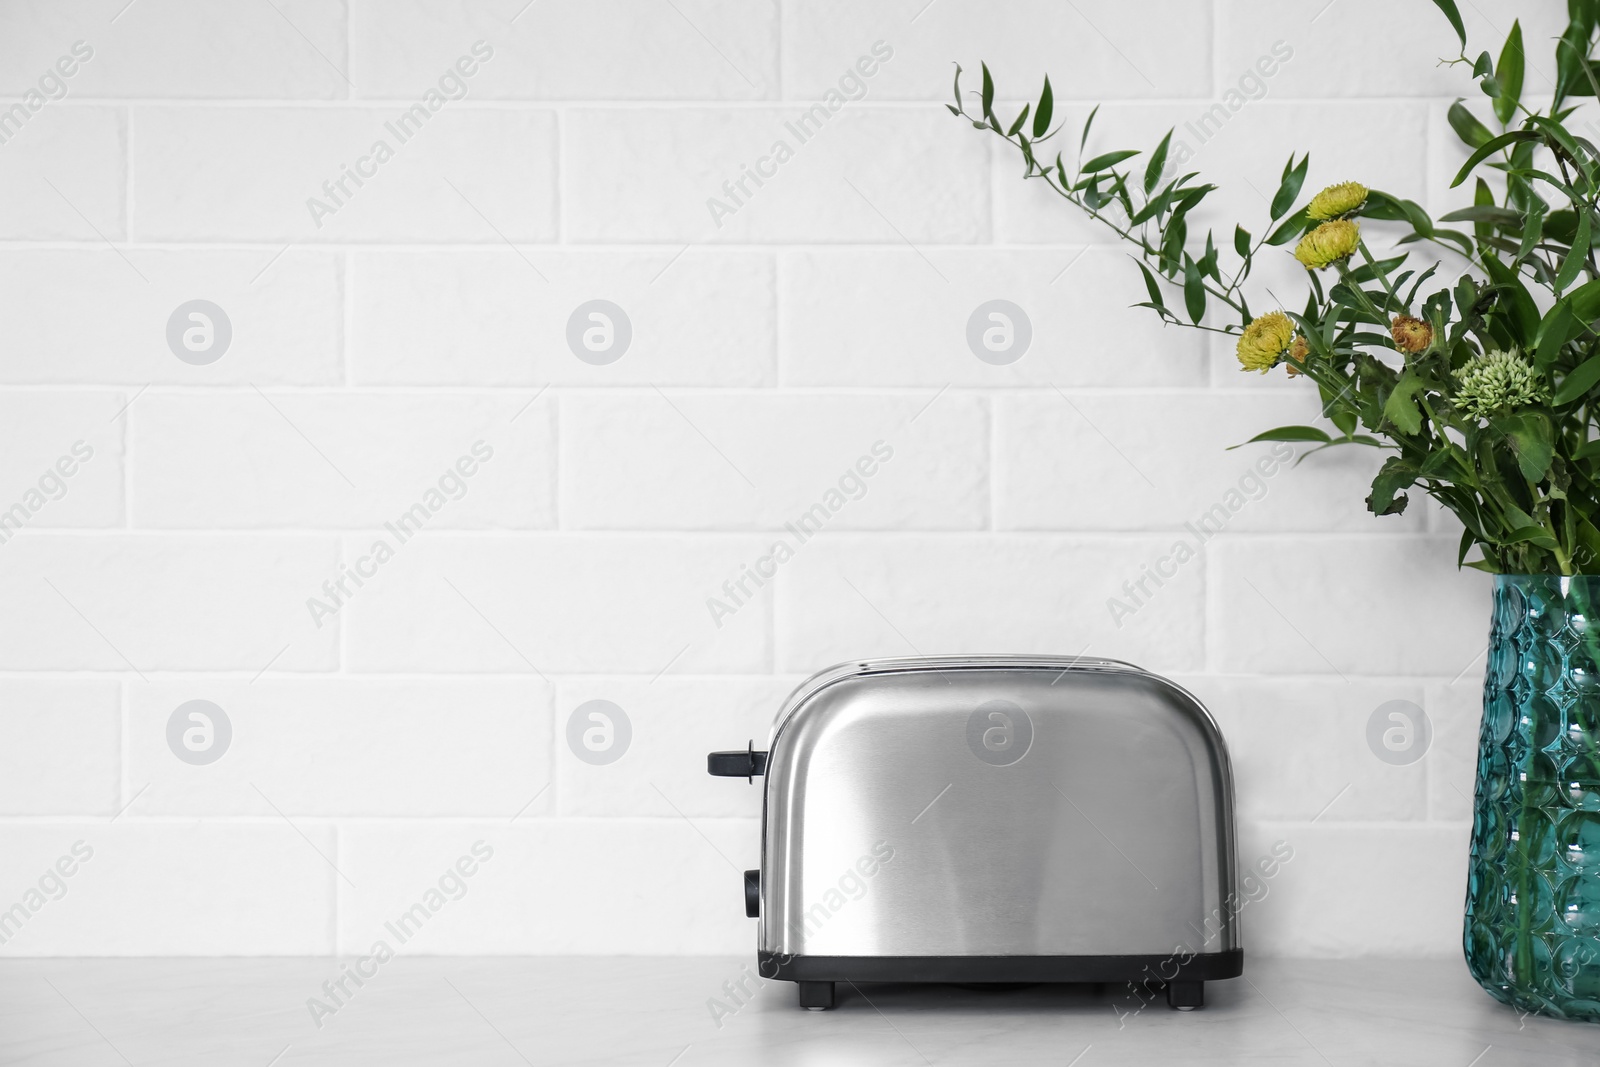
[1466,575,1600,1021]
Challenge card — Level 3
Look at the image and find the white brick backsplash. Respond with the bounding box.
[351,0,779,100]
[0,681,119,815]
[0,823,334,955]
[1426,679,1483,822]
[565,107,990,243]
[1177,675,1428,823]
[347,250,776,386]
[561,392,986,530]
[1217,1,1568,100]
[775,535,1207,675]
[0,534,339,672]
[784,0,1212,101]
[0,108,122,240]
[554,676,792,817]
[337,819,758,953]
[129,392,554,528]
[1238,822,1470,958]
[780,248,1207,387]
[131,107,557,242]
[342,535,771,675]
[1209,537,1492,676]
[0,250,342,385]
[0,2,1526,959]
[126,679,551,817]
[0,0,348,98]
[995,391,1430,533]
[0,391,124,529]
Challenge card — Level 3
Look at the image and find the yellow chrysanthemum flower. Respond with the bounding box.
[1286,334,1310,376]
[1294,219,1361,270]
[1391,314,1433,355]
[1306,181,1369,221]
[1236,311,1296,373]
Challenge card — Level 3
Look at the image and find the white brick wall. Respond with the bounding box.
[0,0,1528,959]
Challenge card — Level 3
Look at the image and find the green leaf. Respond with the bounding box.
[1383,369,1427,435]
[1404,263,1441,306]
[1160,214,1187,275]
[1182,257,1205,323]
[952,63,963,112]
[1234,224,1251,258]
[1493,412,1555,482]
[1199,230,1219,281]
[1515,199,1547,263]
[1556,353,1600,405]
[1032,76,1052,138]
[1348,253,1409,285]
[1006,103,1030,137]
[1270,153,1309,220]
[1494,21,1524,125]
[1366,457,1417,517]
[1363,190,1434,235]
[1535,301,1577,367]
[1437,204,1523,225]
[1079,104,1099,157]
[1557,11,1600,104]
[1432,0,1467,51]
[1449,129,1543,187]
[1447,100,1494,149]
[1503,524,1560,549]
[1144,130,1172,196]
[1555,208,1592,292]
[1480,253,1541,346]
[980,62,994,117]
[1136,260,1165,311]
[1081,148,1139,173]
[1577,519,1600,569]
[1228,425,1332,448]
[1568,276,1600,322]
[1265,208,1309,246]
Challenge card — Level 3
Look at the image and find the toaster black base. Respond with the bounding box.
[761,950,1243,1012]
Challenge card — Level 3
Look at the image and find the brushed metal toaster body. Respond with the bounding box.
[708,656,1242,1010]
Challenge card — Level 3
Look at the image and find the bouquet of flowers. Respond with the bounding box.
[951,0,1600,576]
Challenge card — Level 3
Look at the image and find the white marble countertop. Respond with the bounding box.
[2,957,1596,1065]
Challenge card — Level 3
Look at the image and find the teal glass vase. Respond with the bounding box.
[1466,575,1600,1021]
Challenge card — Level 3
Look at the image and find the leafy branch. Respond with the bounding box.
[950,0,1600,575]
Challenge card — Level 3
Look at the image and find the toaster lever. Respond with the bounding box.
[707,742,768,780]
[743,870,759,917]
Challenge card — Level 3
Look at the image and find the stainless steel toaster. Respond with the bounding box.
[707,655,1241,1011]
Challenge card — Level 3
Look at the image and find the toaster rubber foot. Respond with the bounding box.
[1165,981,1204,1010]
[797,981,836,1010]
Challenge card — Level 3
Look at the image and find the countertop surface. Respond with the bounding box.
[1,956,1597,1066]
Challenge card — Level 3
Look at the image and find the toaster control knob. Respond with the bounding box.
[707,744,768,779]
[743,870,760,917]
